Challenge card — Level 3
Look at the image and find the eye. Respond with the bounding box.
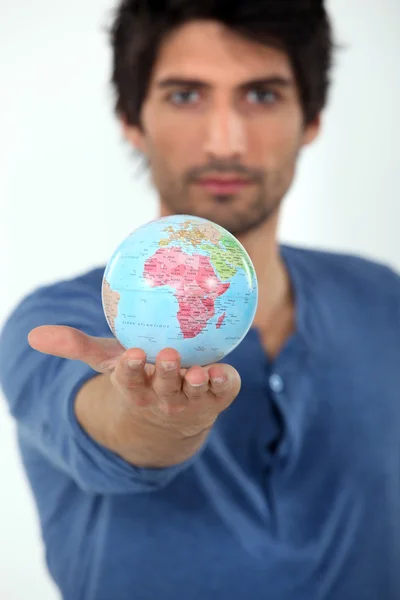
[246,89,279,105]
[168,90,201,105]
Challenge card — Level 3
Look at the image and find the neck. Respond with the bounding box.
[235,212,293,336]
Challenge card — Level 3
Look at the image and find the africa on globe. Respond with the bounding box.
[101,215,258,368]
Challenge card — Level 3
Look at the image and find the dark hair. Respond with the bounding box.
[110,0,335,127]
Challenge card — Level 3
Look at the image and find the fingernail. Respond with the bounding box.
[127,359,143,369]
[161,361,177,371]
[212,375,226,384]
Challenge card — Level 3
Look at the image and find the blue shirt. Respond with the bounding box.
[1,244,400,600]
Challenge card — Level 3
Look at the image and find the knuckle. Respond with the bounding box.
[157,402,185,416]
[110,371,128,396]
[157,386,180,400]
[124,378,143,390]
[154,371,181,396]
[112,369,141,393]
[157,372,177,384]
[109,370,118,388]
[186,382,207,397]
[97,358,118,373]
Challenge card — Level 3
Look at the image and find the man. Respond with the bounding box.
[1,1,399,599]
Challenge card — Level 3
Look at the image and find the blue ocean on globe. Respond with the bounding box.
[102,214,258,368]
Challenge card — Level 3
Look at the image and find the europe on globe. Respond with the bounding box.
[102,215,258,368]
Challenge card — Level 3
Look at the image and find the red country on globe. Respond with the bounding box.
[144,246,230,339]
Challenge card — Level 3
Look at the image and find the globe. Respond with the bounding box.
[102,214,258,368]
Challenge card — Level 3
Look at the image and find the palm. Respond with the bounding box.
[28,324,241,436]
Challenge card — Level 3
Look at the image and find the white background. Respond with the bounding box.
[1,1,399,598]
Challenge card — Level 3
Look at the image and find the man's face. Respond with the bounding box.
[124,21,320,236]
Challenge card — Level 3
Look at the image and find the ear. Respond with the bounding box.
[302,114,322,147]
[120,117,147,153]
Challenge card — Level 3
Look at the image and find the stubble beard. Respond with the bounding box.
[155,174,289,237]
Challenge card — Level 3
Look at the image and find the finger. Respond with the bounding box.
[152,348,185,412]
[183,366,210,404]
[111,349,152,408]
[207,364,241,401]
[28,325,125,373]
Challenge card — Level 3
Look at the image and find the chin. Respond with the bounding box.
[161,189,278,235]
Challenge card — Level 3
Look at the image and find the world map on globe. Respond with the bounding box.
[102,215,258,368]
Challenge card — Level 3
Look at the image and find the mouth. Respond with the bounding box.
[194,177,253,196]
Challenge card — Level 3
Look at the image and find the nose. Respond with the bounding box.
[203,106,247,161]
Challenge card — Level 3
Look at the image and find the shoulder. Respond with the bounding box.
[19,266,106,308]
[0,266,107,341]
[281,244,400,306]
[39,266,106,297]
[280,245,400,355]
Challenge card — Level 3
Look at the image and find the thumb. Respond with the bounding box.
[28,325,125,373]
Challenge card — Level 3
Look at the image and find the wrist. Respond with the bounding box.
[111,408,211,468]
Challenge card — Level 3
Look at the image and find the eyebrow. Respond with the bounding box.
[156,76,294,90]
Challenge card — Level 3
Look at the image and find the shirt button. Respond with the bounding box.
[269,374,284,393]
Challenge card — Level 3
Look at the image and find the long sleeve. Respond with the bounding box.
[0,269,203,495]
